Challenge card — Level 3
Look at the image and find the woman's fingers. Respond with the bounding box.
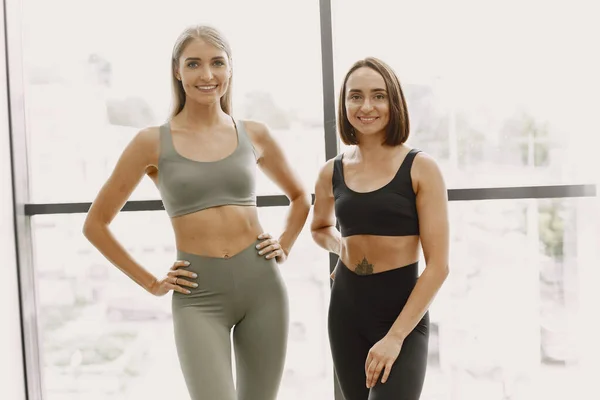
[168,268,197,280]
[170,281,190,295]
[256,233,284,260]
[170,260,190,270]
[258,242,281,255]
[167,260,196,293]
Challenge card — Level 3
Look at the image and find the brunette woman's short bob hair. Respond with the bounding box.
[337,57,410,146]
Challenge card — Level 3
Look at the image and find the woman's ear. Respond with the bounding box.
[173,62,181,81]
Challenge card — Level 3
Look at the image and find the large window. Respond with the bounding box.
[422,197,600,400]
[7,0,600,399]
[332,0,600,189]
[22,0,325,203]
[32,209,333,400]
[31,200,600,400]
[19,0,332,398]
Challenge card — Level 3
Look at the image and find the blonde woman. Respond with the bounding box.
[83,25,310,400]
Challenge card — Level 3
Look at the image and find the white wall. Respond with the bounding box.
[0,1,26,398]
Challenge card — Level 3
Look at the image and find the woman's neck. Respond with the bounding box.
[352,132,392,162]
[175,100,229,130]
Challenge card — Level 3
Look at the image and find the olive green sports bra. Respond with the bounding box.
[157,120,257,217]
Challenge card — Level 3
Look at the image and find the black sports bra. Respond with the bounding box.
[332,149,421,237]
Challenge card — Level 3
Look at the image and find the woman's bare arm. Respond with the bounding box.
[245,121,311,258]
[387,153,450,340]
[83,127,161,293]
[310,159,341,255]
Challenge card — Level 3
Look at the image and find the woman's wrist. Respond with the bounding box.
[277,236,292,257]
[144,276,159,294]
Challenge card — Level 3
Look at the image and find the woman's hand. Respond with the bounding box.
[256,232,288,264]
[365,334,404,388]
[148,260,198,296]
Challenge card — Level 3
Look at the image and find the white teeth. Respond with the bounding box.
[359,117,377,122]
[196,85,217,90]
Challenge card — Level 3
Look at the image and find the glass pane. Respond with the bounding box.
[21,0,324,203]
[332,0,600,189]
[422,197,600,400]
[33,208,333,400]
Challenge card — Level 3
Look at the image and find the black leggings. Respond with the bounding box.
[328,260,429,400]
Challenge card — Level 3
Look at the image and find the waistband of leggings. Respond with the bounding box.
[176,239,260,266]
[335,259,419,287]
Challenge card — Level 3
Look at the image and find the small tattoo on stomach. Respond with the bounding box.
[354,257,374,275]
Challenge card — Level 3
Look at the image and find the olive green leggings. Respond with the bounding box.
[171,241,289,400]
